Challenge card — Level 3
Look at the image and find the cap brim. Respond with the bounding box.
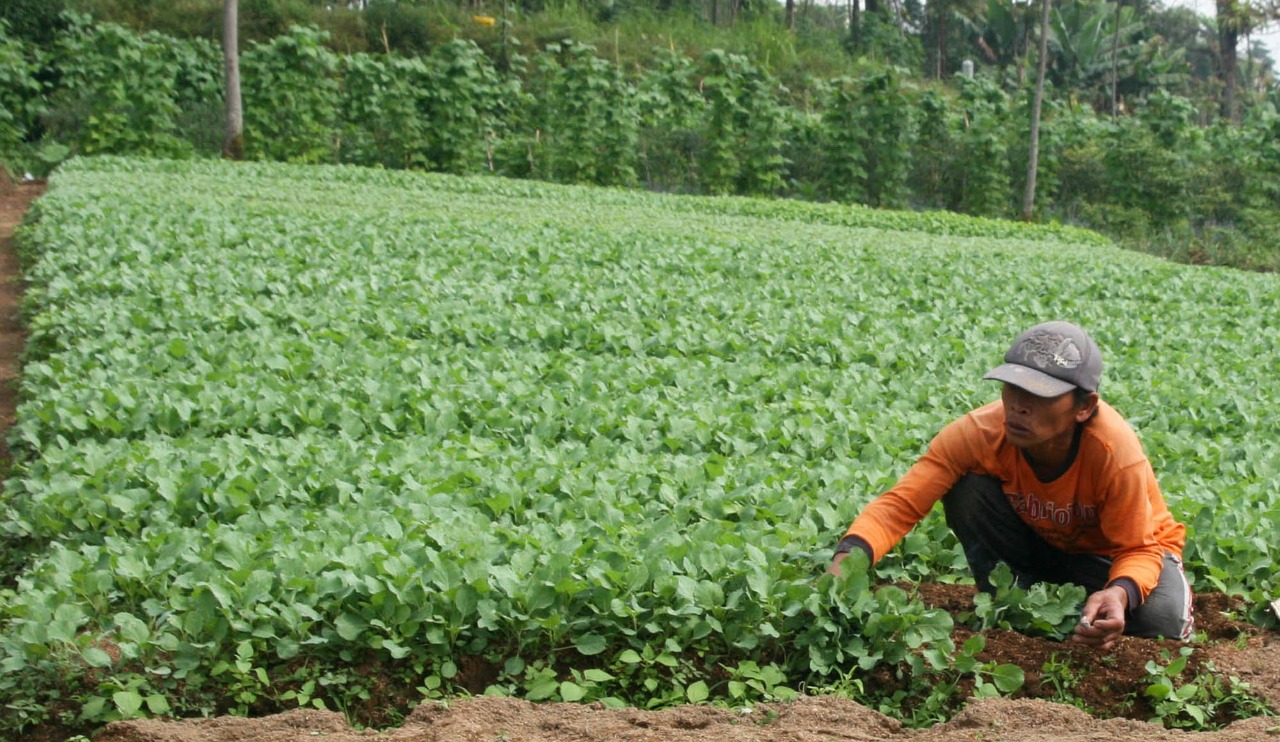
[983,364,1076,398]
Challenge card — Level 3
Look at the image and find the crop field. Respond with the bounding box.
[1,157,1278,732]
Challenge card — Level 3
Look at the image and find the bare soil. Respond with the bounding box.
[0,181,40,454]
[1,187,1278,742]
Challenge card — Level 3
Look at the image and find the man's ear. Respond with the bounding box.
[1075,392,1100,423]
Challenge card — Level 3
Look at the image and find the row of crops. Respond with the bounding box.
[1,157,1278,731]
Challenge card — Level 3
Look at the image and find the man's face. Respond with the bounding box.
[1000,383,1093,451]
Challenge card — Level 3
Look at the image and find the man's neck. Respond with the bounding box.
[1022,424,1083,482]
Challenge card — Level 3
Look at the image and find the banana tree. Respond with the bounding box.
[1049,0,1145,97]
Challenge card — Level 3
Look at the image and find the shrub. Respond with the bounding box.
[527,41,639,187]
[817,63,914,208]
[242,25,340,164]
[699,49,787,196]
[636,47,707,193]
[43,14,197,159]
[0,20,44,166]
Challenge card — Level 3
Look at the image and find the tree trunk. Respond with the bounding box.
[850,0,861,51]
[1218,0,1240,124]
[1017,18,1028,86]
[1245,27,1255,93]
[940,16,947,79]
[786,0,796,30]
[1022,0,1052,221]
[1110,0,1120,120]
[222,0,244,160]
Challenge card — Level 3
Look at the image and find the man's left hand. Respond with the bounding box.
[1071,585,1128,650]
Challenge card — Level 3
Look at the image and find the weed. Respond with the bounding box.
[1144,647,1276,729]
[1039,652,1092,712]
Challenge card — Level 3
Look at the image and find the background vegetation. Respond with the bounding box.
[2,0,1280,269]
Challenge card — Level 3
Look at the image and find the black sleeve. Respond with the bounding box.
[1107,576,1142,612]
[833,534,874,562]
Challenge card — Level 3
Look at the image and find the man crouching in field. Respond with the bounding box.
[828,321,1193,649]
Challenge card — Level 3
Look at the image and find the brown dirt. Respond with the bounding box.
[84,694,1280,742]
[2,187,1279,742]
[0,180,41,455]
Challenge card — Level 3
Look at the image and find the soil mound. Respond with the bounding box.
[91,694,1280,742]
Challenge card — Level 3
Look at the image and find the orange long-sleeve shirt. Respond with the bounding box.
[844,399,1185,600]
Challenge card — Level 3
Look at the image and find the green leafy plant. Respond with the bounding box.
[635,47,706,193]
[528,40,638,187]
[338,53,433,170]
[1039,652,1090,710]
[0,20,44,169]
[1143,647,1274,729]
[953,635,1026,698]
[242,25,340,163]
[971,563,1087,641]
[818,64,915,208]
[698,49,786,196]
[953,75,1012,217]
[43,13,204,159]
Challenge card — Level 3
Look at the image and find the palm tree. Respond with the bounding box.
[1214,0,1276,122]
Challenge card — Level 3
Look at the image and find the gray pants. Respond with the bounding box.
[942,473,1194,640]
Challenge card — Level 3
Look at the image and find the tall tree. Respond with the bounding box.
[1111,0,1122,119]
[1023,0,1051,220]
[223,0,243,159]
[850,0,861,49]
[1218,0,1241,123]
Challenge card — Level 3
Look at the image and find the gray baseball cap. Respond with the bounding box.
[983,321,1102,397]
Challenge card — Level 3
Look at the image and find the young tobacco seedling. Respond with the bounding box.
[971,563,1085,640]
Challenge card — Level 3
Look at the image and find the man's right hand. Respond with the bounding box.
[1071,585,1128,650]
[828,538,873,577]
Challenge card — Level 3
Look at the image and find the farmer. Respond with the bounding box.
[828,321,1193,649]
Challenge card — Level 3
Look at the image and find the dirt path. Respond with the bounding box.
[1,184,1278,742]
[0,181,42,464]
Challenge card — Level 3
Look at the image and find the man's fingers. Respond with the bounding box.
[1071,631,1119,648]
[1072,616,1123,648]
[1090,616,1124,632]
[1075,622,1122,639]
